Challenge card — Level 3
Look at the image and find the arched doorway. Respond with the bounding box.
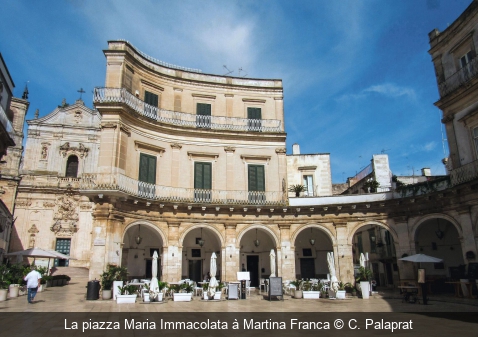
[239,227,276,287]
[415,218,465,280]
[182,227,222,282]
[294,227,333,280]
[122,224,164,280]
[352,224,397,287]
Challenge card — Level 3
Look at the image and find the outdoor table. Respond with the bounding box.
[398,286,420,304]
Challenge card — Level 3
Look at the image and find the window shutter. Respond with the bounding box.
[148,156,156,184]
[256,165,265,191]
[248,165,265,191]
[247,107,261,120]
[197,103,211,116]
[194,162,203,189]
[248,165,257,191]
[139,153,156,184]
[194,162,212,189]
[144,91,158,107]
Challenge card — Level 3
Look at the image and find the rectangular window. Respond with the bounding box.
[247,107,262,131]
[55,238,71,267]
[196,103,211,128]
[144,91,158,118]
[461,51,475,80]
[138,153,157,198]
[369,231,376,253]
[194,162,212,202]
[460,51,474,68]
[303,175,314,196]
[248,164,266,203]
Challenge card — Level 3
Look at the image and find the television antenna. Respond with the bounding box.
[238,67,248,77]
[223,65,233,76]
[381,148,390,154]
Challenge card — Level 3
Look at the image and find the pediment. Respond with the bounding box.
[27,100,101,128]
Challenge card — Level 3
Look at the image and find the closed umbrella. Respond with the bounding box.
[208,252,218,297]
[149,251,159,298]
[327,252,338,293]
[359,253,365,268]
[270,249,276,277]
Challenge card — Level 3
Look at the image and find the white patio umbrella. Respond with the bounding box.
[327,252,339,293]
[208,252,218,297]
[270,249,276,277]
[399,254,442,263]
[149,251,159,298]
[6,247,75,272]
[359,253,365,268]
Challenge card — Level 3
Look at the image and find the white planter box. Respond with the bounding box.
[214,291,222,300]
[0,289,7,302]
[360,281,370,299]
[116,294,137,304]
[143,293,150,302]
[303,291,320,299]
[9,284,19,298]
[173,293,192,302]
[113,281,123,300]
[336,290,346,299]
[293,289,303,299]
[203,292,209,300]
[149,292,164,302]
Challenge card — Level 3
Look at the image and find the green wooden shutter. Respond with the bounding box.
[197,103,211,116]
[248,165,265,191]
[247,107,261,119]
[194,162,212,189]
[139,153,156,184]
[144,91,159,107]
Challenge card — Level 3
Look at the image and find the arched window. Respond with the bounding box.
[65,155,79,178]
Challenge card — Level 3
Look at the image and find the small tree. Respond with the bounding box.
[289,184,306,197]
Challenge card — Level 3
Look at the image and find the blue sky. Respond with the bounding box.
[0,0,473,183]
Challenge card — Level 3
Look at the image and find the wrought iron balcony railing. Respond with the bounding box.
[94,87,282,133]
[0,104,15,140]
[80,173,286,206]
[438,58,478,97]
[450,159,478,186]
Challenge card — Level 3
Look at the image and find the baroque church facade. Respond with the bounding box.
[7,2,478,288]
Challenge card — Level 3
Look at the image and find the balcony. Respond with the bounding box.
[93,87,282,133]
[20,175,82,189]
[79,173,286,206]
[450,159,478,186]
[0,104,15,141]
[438,58,478,98]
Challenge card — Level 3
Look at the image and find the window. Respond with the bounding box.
[194,162,212,202]
[369,231,376,253]
[303,175,314,196]
[138,153,157,198]
[473,127,478,158]
[196,103,211,128]
[144,91,158,118]
[247,107,262,131]
[357,234,363,254]
[248,164,265,203]
[460,51,474,68]
[65,155,79,178]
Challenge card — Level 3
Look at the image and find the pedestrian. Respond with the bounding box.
[24,266,42,304]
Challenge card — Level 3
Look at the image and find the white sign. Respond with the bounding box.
[94,238,106,246]
[237,272,250,280]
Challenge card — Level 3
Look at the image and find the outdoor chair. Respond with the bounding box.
[245,280,255,296]
[260,278,268,293]
[193,282,202,296]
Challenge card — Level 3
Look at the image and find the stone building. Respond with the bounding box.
[9,1,478,289]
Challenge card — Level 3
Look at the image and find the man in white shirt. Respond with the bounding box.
[24,266,42,304]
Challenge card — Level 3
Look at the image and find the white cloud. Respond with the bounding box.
[337,83,416,101]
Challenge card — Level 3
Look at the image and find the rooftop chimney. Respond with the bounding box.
[421,168,431,177]
[292,143,300,155]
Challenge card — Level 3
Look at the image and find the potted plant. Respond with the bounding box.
[202,283,209,300]
[100,267,114,300]
[303,281,322,299]
[149,281,168,302]
[290,279,303,299]
[214,282,225,300]
[0,264,11,302]
[173,282,193,302]
[336,282,350,300]
[116,284,137,304]
[356,266,372,299]
[289,184,306,197]
[106,265,127,300]
[8,264,24,298]
[363,179,380,193]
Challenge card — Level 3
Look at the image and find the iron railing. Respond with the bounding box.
[93,88,282,133]
[80,173,286,206]
[450,159,478,186]
[438,58,478,97]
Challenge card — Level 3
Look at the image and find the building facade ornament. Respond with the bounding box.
[224,146,236,153]
[59,142,89,158]
[170,143,182,150]
[275,147,287,154]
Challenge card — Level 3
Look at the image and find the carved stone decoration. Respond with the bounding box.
[59,142,89,158]
[43,202,56,208]
[224,146,236,153]
[28,224,40,234]
[170,143,182,150]
[275,147,287,154]
[27,224,40,248]
[15,200,32,207]
[51,193,79,236]
[73,110,83,123]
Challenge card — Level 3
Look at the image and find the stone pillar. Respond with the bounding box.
[170,143,182,188]
[224,147,236,192]
[274,97,284,127]
[457,206,477,264]
[278,224,294,281]
[275,148,287,196]
[224,223,238,282]
[174,88,182,112]
[89,200,124,279]
[334,221,354,284]
[225,94,234,118]
[393,216,415,280]
[164,221,181,282]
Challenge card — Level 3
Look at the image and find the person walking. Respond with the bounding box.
[24,266,42,304]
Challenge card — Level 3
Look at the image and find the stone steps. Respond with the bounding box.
[51,266,89,279]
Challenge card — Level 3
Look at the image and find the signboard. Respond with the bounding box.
[268,277,283,300]
[236,272,250,280]
[93,239,106,246]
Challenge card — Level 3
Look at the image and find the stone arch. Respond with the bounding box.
[178,223,225,247]
[409,213,462,241]
[290,223,337,248]
[123,220,167,246]
[347,220,398,245]
[236,224,279,249]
